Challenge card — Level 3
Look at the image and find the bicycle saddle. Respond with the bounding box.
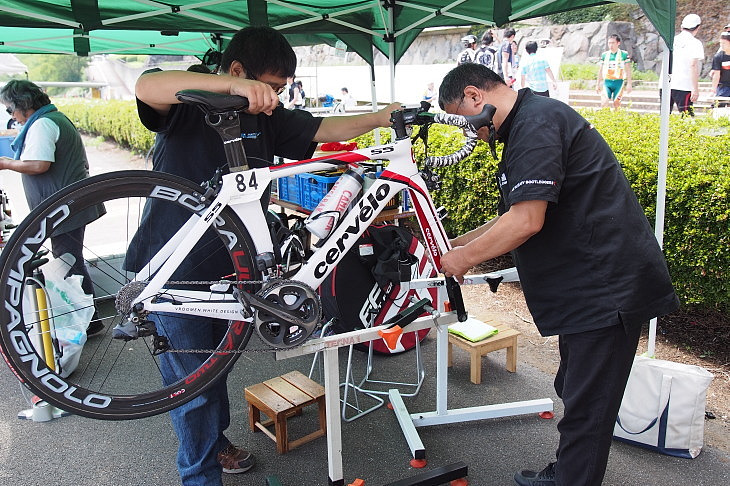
[176,89,249,115]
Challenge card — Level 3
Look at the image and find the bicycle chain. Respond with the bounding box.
[158,279,316,354]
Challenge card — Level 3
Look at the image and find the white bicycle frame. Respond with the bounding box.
[130,134,452,321]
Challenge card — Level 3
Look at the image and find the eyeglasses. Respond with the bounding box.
[245,73,286,95]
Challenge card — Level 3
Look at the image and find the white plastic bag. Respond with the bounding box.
[613,355,714,458]
[22,254,93,378]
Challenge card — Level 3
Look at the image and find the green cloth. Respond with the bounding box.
[448,318,498,342]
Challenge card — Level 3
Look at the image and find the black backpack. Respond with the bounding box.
[319,224,436,354]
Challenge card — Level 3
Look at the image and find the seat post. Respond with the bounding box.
[205,111,250,171]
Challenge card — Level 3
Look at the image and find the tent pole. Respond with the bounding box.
[370,60,380,144]
[386,1,396,102]
[648,38,671,359]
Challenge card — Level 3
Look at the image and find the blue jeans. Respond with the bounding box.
[151,313,232,486]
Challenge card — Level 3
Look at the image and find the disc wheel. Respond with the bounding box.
[0,170,260,420]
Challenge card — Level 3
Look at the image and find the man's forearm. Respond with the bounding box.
[314,102,399,142]
[451,216,499,247]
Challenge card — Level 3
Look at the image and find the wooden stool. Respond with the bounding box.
[447,322,520,384]
[245,370,326,454]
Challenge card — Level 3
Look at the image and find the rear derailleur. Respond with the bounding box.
[112,319,170,355]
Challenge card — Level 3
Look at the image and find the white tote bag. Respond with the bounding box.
[613,355,714,458]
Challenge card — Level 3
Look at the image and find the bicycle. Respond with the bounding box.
[0,90,496,420]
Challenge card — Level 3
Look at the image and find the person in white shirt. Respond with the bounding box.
[340,87,357,110]
[664,14,705,116]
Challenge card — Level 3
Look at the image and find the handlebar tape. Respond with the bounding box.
[426,104,497,167]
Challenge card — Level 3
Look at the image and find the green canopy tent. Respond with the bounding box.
[1,0,675,357]
[0,1,674,61]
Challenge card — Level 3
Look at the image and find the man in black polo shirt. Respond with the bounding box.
[132,26,399,486]
[437,63,678,486]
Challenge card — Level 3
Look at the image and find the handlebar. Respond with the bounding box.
[426,104,496,167]
[390,103,496,167]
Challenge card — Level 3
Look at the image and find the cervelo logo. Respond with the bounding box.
[314,183,392,279]
[3,204,112,409]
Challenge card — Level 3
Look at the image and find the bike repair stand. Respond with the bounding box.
[18,398,71,422]
[276,268,553,486]
[309,313,426,423]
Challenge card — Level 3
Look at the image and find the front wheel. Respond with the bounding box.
[0,170,260,420]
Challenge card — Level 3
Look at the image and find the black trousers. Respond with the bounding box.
[51,227,94,297]
[553,321,642,486]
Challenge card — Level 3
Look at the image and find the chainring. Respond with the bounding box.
[253,280,321,348]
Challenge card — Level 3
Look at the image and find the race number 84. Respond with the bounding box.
[236,172,259,192]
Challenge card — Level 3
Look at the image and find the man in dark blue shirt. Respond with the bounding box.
[134,26,398,486]
[438,63,678,486]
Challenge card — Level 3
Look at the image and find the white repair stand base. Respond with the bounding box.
[18,400,71,422]
[276,269,553,486]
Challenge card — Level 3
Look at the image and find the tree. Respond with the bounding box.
[17,54,89,95]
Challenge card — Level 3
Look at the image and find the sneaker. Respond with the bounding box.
[217,444,255,474]
[514,462,556,486]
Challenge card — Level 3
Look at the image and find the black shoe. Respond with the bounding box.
[514,462,556,486]
[87,312,104,336]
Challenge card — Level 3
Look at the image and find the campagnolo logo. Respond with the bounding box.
[3,204,112,408]
[314,184,392,279]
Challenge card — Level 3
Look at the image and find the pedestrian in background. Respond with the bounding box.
[596,34,632,110]
[475,31,497,71]
[0,80,105,335]
[458,34,478,65]
[497,28,517,84]
[520,41,557,97]
[662,14,704,115]
[423,81,437,105]
[711,31,730,107]
[340,87,357,109]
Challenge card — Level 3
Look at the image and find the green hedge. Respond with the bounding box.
[353,112,730,312]
[56,99,729,311]
[56,99,155,153]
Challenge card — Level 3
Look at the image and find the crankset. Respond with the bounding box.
[238,280,321,348]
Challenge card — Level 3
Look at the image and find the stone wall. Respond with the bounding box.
[295,20,666,75]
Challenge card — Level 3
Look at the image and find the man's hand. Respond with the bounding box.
[690,88,699,102]
[229,78,281,116]
[376,102,404,127]
[440,246,475,283]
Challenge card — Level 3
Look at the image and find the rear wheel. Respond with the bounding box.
[0,170,260,420]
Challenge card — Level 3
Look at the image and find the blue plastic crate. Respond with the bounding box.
[298,171,340,211]
[277,174,301,205]
[0,136,14,158]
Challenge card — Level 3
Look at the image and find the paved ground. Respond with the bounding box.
[1,136,728,485]
[1,330,729,485]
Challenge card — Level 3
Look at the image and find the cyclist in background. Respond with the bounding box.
[133,25,399,486]
[596,34,633,110]
[475,31,497,71]
[457,34,478,65]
